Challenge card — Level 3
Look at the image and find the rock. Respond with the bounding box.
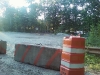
[56,33,69,36]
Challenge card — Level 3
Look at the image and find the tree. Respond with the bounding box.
[87,22,100,46]
[40,0,87,33]
[3,6,17,31]
[82,0,100,31]
[1,0,100,33]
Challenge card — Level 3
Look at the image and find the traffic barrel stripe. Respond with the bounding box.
[60,65,84,75]
[63,47,85,53]
[46,49,62,68]
[61,51,85,64]
[21,45,31,62]
[63,37,85,49]
[61,60,84,69]
[33,47,45,65]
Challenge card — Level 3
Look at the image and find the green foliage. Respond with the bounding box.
[0,2,44,32]
[85,53,100,71]
[0,0,100,33]
[86,22,100,47]
[54,25,65,33]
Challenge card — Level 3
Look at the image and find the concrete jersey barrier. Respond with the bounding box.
[0,41,6,54]
[14,44,62,70]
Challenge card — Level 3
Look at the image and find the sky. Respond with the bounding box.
[0,9,3,17]
[0,0,82,18]
[0,0,40,17]
[9,0,44,19]
[9,0,28,8]
[9,0,40,8]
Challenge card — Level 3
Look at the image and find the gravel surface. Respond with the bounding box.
[0,32,95,75]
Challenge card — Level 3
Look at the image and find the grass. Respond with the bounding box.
[85,52,100,72]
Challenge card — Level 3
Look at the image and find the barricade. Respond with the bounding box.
[14,44,62,70]
[0,41,6,54]
[60,36,85,75]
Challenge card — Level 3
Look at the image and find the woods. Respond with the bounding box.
[0,0,100,33]
[0,0,100,73]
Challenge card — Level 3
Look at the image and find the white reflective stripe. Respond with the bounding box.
[61,60,84,69]
[63,47,84,53]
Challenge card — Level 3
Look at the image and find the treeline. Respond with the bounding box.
[0,0,100,33]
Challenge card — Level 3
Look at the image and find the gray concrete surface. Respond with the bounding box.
[14,44,62,70]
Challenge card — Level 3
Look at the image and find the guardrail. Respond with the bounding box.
[85,47,100,54]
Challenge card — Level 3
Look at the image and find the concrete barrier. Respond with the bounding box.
[0,41,6,54]
[14,44,62,70]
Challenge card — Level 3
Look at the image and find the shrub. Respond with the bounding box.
[86,22,100,47]
[85,53,100,71]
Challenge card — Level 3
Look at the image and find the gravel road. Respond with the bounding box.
[0,32,96,75]
[0,32,64,75]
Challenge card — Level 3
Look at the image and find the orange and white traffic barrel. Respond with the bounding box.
[60,36,85,75]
